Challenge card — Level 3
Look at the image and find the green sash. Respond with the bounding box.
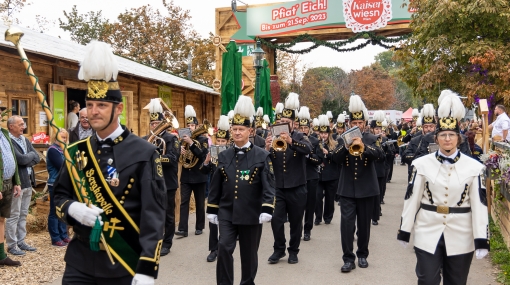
[66,138,140,276]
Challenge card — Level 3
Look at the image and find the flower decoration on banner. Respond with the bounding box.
[342,0,392,33]
[258,32,410,54]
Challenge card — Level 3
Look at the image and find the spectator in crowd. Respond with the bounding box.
[489,105,510,142]
[6,115,40,256]
[67,100,80,130]
[466,131,483,163]
[46,130,70,247]
[0,121,22,266]
[69,108,94,143]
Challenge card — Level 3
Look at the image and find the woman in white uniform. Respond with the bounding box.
[397,90,490,285]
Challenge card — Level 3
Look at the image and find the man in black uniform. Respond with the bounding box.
[401,109,420,144]
[201,115,231,263]
[54,41,165,285]
[297,107,321,241]
[332,114,346,141]
[207,95,275,285]
[265,93,312,264]
[369,111,387,226]
[145,99,180,256]
[331,94,383,273]
[176,105,209,237]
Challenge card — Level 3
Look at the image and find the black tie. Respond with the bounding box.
[234,147,248,154]
[98,138,114,147]
[439,155,456,164]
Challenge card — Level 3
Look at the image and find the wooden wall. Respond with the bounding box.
[0,46,220,138]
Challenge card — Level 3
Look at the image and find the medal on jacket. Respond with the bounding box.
[239,170,250,181]
[106,159,120,187]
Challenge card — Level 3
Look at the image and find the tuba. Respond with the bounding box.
[179,120,210,168]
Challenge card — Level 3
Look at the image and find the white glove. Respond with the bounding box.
[68,202,103,227]
[398,240,408,249]
[475,249,488,259]
[132,274,154,285]
[259,213,272,224]
[207,214,218,225]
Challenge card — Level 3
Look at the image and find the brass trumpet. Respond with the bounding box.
[272,135,287,151]
[349,139,365,156]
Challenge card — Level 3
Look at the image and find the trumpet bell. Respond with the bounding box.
[272,137,287,151]
[397,135,404,147]
[349,143,365,157]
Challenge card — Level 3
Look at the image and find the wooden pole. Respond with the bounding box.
[479,99,491,214]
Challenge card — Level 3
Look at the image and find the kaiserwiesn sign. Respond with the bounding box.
[246,0,412,37]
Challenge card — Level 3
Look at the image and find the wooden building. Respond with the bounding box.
[0,24,220,140]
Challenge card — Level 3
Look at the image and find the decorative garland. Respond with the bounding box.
[258,32,411,54]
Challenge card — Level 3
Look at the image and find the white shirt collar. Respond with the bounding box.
[96,124,124,141]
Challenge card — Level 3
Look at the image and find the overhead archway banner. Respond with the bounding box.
[245,0,413,37]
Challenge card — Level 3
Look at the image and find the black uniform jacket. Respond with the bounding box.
[269,131,312,189]
[374,136,387,178]
[54,128,166,278]
[143,131,180,190]
[331,132,383,198]
[206,144,275,225]
[251,134,266,149]
[305,135,321,180]
[317,140,341,182]
[180,135,209,184]
[403,134,423,164]
[415,132,472,160]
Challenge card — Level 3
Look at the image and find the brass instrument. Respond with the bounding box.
[147,110,176,154]
[397,135,404,147]
[349,138,365,156]
[179,120,210,168]
[271,135,287,151]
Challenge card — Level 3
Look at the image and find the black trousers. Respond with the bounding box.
[62,264,132,285]
[178,182,206,232]
[303,179,318,234]
[217,220,262,285]
[372,177,385,221]
[387,157,395,181]
[321,179,339,223]
[163,189,176,248]
[314,182,325,223]
[209,222,219,251]
[415,235,474,285]
[339,196,375,263]
[271,185,307,254]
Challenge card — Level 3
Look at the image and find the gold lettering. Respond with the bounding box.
[86,169,95,177]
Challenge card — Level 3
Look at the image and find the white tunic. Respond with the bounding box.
[399,152,488,256]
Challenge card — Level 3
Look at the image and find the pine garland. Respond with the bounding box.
[258,32,411,53]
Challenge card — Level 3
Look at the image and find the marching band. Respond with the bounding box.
[50,39,489,285]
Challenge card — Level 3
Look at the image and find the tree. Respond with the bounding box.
[59,0,215,85]
[395,0,510,105]
[374,50,420,109]
[349,64,396,110]
[276,50,307,101]
[300,67,349,117]
[59,5,110,44]
[0,0,27,24]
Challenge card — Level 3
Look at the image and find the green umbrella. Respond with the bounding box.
[258,59,273,122]
[221,41,242,115]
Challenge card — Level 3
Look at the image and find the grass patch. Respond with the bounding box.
[489,217,510,285]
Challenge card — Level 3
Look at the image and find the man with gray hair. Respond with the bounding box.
[0,115,22,266]
[6,115,40,256]
[69,108,94,143]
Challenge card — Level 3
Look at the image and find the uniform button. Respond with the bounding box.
[236,180,238,183]
[444,201,447,204]
[354,177,357,180]
[235,196,238,199]
[124,191,129,195]
[236,175,238,177]
[237,170,239,172]
[235,185,238,188]
[284,170,286,172]
[130,178,134,183]
[121,196,125,200]
[448,174,451,176]
[97,150,101,154]
[445,187,448,190]
[443,222,446,225]
[355,173,357,175]
[355,163,357,165]
[120,200,124,204]
[235,191,237,193]
[443,215,446,218]
[154,266,158,270]
[127,184,132,189]
[445,194,448,197]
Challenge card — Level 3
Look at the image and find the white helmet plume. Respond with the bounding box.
[185,105,196,118]
[234,95,255,123]
[217,115,230,131]
[78,41,119,82]
[298,106,311,120]
[285,93,300,110]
